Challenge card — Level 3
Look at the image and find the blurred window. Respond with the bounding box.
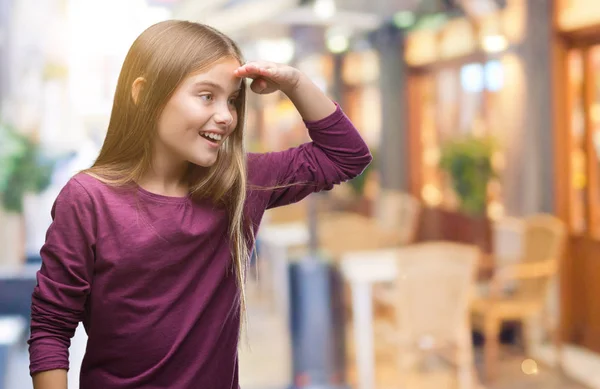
[416,59,505,216]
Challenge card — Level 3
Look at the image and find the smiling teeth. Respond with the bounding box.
[200,132,222,141]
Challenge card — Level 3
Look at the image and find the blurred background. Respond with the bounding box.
[0,0,599,388]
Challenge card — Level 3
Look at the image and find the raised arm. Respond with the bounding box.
[235,60,337,122]
[236,61,372,209]
[28,178,96,388]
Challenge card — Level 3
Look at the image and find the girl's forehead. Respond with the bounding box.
[186,58,242,90]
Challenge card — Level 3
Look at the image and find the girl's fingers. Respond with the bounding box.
[245,61,277,70]
[235,61,287,95]
[235,62,278,78]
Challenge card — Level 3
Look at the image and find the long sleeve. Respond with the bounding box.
[247,103,372,210]
[28,178,96,375]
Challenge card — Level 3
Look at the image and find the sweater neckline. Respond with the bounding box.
[136,184,191,204]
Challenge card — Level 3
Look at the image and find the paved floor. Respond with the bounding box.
[237,309,588,389]
[237,283,588,389]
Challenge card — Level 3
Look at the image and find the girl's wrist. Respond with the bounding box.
[280,69,305,97]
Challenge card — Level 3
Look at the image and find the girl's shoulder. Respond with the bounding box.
[70,172,112,196]
[60,172,133,205]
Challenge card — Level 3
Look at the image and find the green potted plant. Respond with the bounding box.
[0,121,55,267]
[439,135,497,216]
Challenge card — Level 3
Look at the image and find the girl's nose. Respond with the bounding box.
[214,104,234,126]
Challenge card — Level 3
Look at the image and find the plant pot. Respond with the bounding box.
[417,207,493,254]
[0,209,25,269]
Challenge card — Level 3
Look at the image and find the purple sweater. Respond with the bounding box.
[28,104,371,388]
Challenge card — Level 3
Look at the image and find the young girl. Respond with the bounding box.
[28,20,371,389]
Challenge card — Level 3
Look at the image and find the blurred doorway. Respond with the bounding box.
[555,25,600,355]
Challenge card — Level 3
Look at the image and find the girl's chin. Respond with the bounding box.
[189,155,218,168]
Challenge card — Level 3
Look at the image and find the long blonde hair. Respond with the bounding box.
[85,20,252,328]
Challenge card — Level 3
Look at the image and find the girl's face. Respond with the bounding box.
[155,57,242,169]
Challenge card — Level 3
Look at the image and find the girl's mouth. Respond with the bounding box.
[199,131,223,147]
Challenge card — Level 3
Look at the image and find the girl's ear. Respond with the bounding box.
[131,77,146,105]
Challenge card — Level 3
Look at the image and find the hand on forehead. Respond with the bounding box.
[234,61,300,95]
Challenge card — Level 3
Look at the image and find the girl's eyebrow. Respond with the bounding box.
[193,81,223,90]
[193,81,242,94]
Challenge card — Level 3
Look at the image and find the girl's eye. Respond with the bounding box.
[200,94,213,102]
[228,97,238,106]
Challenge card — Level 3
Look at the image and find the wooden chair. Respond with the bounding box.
[263,200,308,224]
[471,214,567,381]
[302,190,421,256]
[372,190,422,317]
[374,190,422,245]
[386,242,481,389]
